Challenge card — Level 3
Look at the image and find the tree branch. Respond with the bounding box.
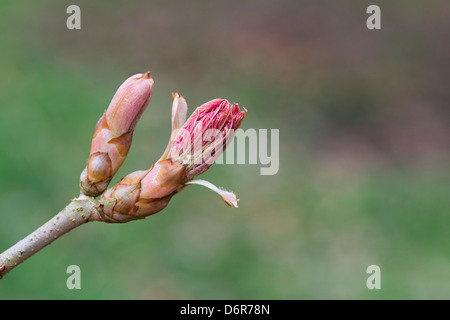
[0,194,100,279]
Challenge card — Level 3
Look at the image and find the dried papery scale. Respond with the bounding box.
[98,95,247,223]
[80,72,154,196]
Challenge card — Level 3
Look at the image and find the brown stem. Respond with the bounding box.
[0,194,99,279]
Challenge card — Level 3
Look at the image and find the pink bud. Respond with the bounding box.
[105,72,154,137]
[96,96,246,222]
[166,98,247,179]
[80,72,154,196]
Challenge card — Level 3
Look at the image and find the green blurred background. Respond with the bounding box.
[0,0,449,299]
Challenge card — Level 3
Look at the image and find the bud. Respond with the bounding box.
[98,94,246,223]
[80,72,154,196]
[163,97,247,179]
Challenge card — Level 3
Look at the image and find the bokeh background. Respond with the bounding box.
[0,0,449,299]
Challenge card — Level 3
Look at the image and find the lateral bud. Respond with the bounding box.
[80,72,154,196]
